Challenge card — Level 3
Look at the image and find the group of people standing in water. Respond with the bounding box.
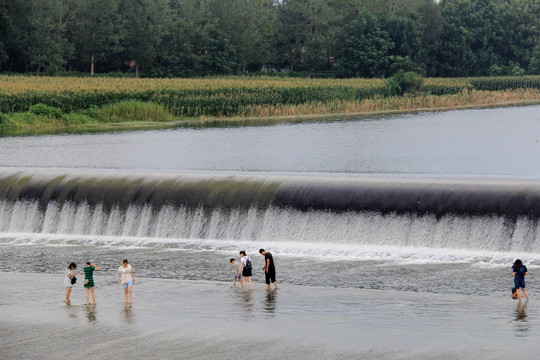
[64,259,135,305]
[230,249,278,291]
[65,253,525,304]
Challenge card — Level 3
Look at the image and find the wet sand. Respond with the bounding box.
[0,272,537,360]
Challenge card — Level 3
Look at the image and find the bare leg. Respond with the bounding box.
[522,288,529,301]
[267,283,271,290]
[127,286,133,305]
[124,286,129,304]
[86,288,90,304]
[241,276,246,290]
[91,287,96,304]
[273,281,279,290]
[65,287,72,302]
[248,276,253,291]
[233,278,237,288]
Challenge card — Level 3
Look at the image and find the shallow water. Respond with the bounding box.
[1,243,535,299]
[1,273,538,360]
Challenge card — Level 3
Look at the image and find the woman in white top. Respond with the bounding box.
[118,259,135,305]
[64,262,77,304]
[239,250,253,291]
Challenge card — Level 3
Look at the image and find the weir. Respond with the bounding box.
[1,169,540,254]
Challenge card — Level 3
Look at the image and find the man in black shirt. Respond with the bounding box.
[259,249,278,290]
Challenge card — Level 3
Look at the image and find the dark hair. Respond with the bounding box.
[259,249,265,254]
[512,259,523,272]
[239,250,246,256]
[68,262,77,270]
[123,259,128,264]
[86,261,91,265]
[230,258,235,263]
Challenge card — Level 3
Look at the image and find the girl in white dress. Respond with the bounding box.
[118,259,135,305]
[64,262,77,304]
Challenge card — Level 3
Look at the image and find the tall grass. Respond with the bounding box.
[93,101,173,122]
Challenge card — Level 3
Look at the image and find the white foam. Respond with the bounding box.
[1,199,540,266]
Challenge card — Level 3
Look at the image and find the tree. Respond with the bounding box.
[119,0,171,77]
[384,16,424,75]
[530,38,540,74]
[276,0,309,71]
[436,0,499,77]
[71,0,122,75]
[339,10,394,78]
[492,0,539,73]
[0,0,9,70]
[16,0,74,74]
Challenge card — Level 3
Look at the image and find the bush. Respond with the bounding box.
[29,103,63,118]
[92,100,174,122]
[387,71,424,96]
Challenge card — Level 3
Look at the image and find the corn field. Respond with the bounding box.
[0,75,539,118]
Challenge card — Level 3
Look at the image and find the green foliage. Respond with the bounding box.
[1,0,539,78]
[340,10,394,78]
[29,103,63,118]
[490,62,526,77]
[387,71,424,96]
[92,101,174,122]
[0,112,9,125]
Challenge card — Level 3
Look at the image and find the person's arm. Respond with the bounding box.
[118,269,122,283]
[130,268,135,283]
[265,257,270,273]
[93,264,100,271]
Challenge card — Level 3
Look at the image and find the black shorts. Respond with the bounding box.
[265,269,276,284]
[242,268,252,277]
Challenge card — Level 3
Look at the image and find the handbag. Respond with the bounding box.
[71,276,77,285]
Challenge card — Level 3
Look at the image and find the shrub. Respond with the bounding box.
[93,100,174,122]
[387,71,424,96]
[29,103,63,118]
[0,112,8,124]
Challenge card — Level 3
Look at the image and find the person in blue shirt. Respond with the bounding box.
[512,259,529,302]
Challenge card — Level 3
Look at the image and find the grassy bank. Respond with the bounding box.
[0,75,539,135]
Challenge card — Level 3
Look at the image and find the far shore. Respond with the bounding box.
[2,96,539,137]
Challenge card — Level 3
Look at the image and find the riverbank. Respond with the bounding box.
[1,89,540,137]
[0,272,537,360]
[1,74,540,136]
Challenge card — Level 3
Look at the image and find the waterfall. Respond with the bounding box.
[1,169,540,259]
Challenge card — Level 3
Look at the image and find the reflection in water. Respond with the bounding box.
[235,290,254,315]
[122,305,135,324]
[64,302,78,320]
[513,301,528,335]
[84,304,97,322]
[263,290,278,315]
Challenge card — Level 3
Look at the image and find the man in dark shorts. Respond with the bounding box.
[259,249,278,290]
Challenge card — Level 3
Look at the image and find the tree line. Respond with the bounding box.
[1,0,539,78]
